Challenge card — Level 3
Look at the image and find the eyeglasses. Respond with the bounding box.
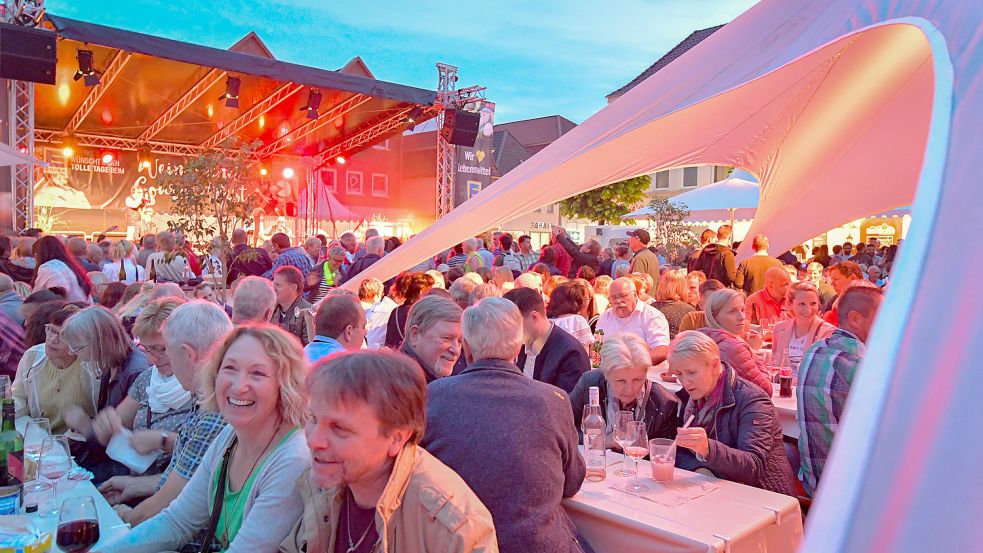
[610,293,634,302]
[44,324,62,343]
[136,343,167,356]
[67,342,86,355]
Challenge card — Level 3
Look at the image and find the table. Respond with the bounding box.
[647,368,800,439]
[11,417,130,552]
[565,454,803,553]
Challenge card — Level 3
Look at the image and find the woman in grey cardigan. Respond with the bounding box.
[96,324,311,552]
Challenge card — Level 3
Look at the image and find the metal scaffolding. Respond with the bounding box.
[7,79,35,230]
[434,63,457,220]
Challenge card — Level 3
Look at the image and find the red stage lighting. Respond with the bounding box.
[335,155,347,165]
[260,167,269,176]
[282,167,295,179]
[100,150,116,164]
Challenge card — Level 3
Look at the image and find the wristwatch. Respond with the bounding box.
[160,431,169,450]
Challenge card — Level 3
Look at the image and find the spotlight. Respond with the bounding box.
[405,106,425,124]
[335,155,347,166]
[100,150,116,164]
[282,167,295,179]
[137,146,152,169]
[260,166,268,176]
[61,135,79,158]
[299,89,322,120]
[73,49,100,87]
[218,76,241,108]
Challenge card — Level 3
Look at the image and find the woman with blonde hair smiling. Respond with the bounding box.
[97,324,310,552]
[698,289,773,396]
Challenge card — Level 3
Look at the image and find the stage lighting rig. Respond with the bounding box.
[299,89,322,120]
[60,135,78,158]
[219,76,241,108]
[73,49,100,87]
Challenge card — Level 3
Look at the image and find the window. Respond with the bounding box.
[683,167,698,188]
[654,171,670,189]
[715,166,732,182]
[346,171,363,195]
[546,204,554,213]
[371,173,389,197]
[320,168,337,194]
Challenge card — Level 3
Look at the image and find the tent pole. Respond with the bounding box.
[729,207,735,230]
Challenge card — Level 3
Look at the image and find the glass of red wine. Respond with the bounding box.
[57,497,100,553]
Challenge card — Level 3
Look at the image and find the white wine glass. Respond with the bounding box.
[612,410,635,477]
[624,421,650,493]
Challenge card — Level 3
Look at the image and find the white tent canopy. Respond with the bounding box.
[622,173,760,224]
[348,2,982,550]
[0,141,44,167]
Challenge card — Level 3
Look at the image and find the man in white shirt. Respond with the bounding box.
[596,277,670,364]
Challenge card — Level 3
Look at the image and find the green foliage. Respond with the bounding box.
[159,140,260,252]
[559,175,651,225]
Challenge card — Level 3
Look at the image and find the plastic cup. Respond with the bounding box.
[649,438,676,483]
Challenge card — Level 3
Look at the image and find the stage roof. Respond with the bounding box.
[33,14,438,163]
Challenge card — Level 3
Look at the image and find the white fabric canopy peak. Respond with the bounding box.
[0,142,44,167]
[346,3,983,550]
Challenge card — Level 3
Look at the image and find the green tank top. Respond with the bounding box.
[213,428,299,550]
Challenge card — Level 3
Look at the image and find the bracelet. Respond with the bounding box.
[160,431,168,450]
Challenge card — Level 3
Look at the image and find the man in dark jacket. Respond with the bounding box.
[696,225,737,288]
[226,228,272,285]
[687,229,717,273]
[554,228,600,278]
[339,235,384,285]
[505,287,590,393]
[423,298,588,553]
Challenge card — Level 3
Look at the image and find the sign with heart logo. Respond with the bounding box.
[476,150,485,163]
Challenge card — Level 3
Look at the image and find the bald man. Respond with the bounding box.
[745,266,791,325]
[595,277,670,364]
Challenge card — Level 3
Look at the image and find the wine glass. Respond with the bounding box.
[56,497,100,553]
[24,418,51,480]
[612,410,635,477]
[39,435,73,516]
[624,421,650,493]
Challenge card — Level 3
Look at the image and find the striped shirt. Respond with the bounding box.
[796,328,864,496]
[158,399,227,489]
[262,247,313,280]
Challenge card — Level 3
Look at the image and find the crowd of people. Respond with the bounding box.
[0,222,895,552]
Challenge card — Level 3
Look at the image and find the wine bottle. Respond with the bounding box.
[148,258,157,282]
[584,386,606,482]
[0,400,23,514]
[118,258,127,282]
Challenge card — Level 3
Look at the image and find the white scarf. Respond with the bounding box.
[146,366,191,413]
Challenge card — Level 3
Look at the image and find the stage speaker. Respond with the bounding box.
[441,108,480,147]
[0,22,57,85]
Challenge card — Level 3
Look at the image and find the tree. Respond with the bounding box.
[559,175,651,225]
[158,140,260,252]
[646,196,696,263]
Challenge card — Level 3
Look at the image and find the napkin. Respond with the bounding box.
[107,429,158,474]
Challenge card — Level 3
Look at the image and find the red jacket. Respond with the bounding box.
[698,327,774,396]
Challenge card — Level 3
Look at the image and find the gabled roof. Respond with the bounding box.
[491,129,531,176]
[338,56,375,79]
[228,32,275,60]
[607,25,724,101]
[493,115,577,155]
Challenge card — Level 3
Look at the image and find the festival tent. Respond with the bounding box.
[622,170,759,227]
[348,1,983,550]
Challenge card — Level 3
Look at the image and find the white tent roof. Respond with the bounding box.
[347,2,982,549]
[622,175,760,220]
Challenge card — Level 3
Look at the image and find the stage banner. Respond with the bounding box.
[454,101,495,207]
[32,143,297,236]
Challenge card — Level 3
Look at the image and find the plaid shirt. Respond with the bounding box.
[262,247,314,280]
[796,328,865,496]
[0,311,25,379]
[157,399,227,489]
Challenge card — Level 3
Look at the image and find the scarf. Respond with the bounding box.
[146,366,192,413]
[683,368,732,438]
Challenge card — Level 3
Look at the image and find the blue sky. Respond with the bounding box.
[47,0,757,124]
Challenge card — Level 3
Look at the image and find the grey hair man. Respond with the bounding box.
[340,236,385,285]
[232,275,277,323]
[101,300,232,526]
[422,297,587,553]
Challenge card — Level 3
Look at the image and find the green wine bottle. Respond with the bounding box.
[0,400,23,514]
[0,399,24,481]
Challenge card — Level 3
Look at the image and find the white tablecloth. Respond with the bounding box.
[565,456,803,553]
[647,370,800,439]
[13,417,129,551]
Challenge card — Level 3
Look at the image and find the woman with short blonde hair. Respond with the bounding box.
[668,330,794,494]
[102,324,310,552]
[654,270,696,339]
[570,333,679,445]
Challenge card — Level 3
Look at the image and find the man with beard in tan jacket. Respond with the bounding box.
[280,350,498,553]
